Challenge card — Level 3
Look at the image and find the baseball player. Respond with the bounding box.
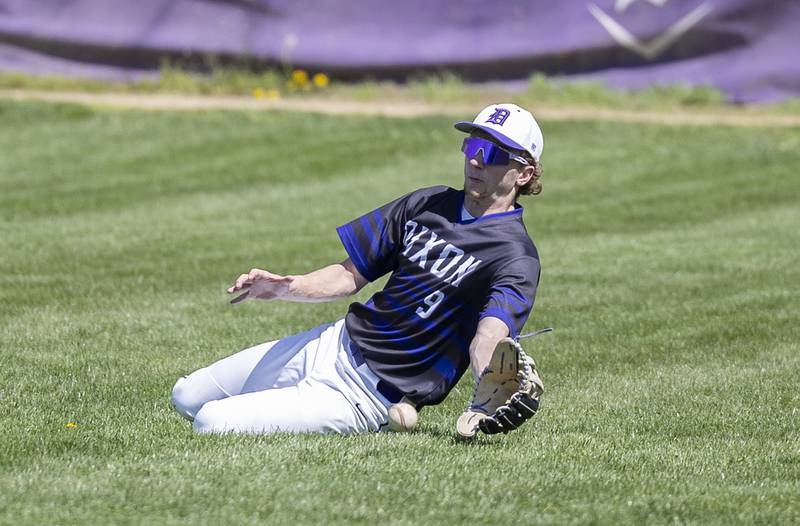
[171,103,545,434]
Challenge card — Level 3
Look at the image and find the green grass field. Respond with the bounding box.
[1,100,798,525]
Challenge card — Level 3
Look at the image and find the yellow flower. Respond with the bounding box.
[66,422,78,429]
[312,73,330,88]
[291,69,309,86]
[252,88,267,99]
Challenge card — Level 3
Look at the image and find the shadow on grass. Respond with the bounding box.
[416,424,505,448]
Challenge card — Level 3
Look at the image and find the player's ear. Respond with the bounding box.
[515,164,534,188]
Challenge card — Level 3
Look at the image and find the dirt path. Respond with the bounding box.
[2,89,799,128]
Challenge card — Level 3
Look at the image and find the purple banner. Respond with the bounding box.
[0,0,798,102]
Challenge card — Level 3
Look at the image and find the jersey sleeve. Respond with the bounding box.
[336,190,420,282]
[479,256,541,338]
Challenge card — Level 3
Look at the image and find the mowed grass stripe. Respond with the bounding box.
[1,101,798,525]
[0,103,451,218]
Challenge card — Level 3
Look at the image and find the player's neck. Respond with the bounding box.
[463,193,516,218]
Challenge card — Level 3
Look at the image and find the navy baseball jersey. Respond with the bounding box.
[337,186,540,407]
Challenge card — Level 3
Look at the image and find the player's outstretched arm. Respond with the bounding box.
[458,318,544,437]
[227,258,368,304]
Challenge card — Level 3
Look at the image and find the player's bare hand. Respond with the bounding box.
[227,268,292,304]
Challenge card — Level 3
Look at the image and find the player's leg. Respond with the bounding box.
[186,320,392,434]
[192,378,373,434]
[171,322,335,420]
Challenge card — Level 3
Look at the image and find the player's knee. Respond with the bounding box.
[171,375,203,421]
[171,367,231,422]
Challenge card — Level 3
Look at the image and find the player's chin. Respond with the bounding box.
[465,188,482,199]
[464,179,484,198]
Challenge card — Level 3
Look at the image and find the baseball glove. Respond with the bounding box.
[456,333,546,438]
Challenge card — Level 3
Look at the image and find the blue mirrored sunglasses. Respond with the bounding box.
[461,136,528,166]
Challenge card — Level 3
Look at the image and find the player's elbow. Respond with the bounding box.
[340,258,369,294]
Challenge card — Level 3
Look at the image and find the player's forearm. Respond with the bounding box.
[469,317,510,379]
[284,262,363,303]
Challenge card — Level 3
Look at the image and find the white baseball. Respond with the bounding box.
[387,402,418,432]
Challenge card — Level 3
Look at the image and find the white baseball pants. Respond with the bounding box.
[171,319,392,434]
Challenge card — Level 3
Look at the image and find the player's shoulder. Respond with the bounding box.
[502,236,540,263]
[490,223,540,269]
[486,213,539,254]
[402,185,459,211]
[407,185,456,201]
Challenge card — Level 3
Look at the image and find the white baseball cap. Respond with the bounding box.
[454,103,544,161]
